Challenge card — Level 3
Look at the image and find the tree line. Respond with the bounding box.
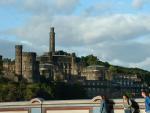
[0,80,86,102]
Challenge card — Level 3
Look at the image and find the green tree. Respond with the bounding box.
[36,83,54,100]
[53,82,87,100]
[105,66,117,80]
[0,83,19,102]
[24,84,40,100]
[80,55,99,66]
[86,55,99,65]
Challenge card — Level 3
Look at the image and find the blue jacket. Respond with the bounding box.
[145,96,150,112]
[99,100,109,113]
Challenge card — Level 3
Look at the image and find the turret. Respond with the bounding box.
[49,27,55,53]
[0,55,2,73]
[15,45,22,76]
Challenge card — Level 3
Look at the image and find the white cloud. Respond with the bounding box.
[1,0,150,71]
[129,57,150,70]
[0,39,16,59]
[132,0,143,8]
[5,14,150,63]
[0,0,80,15]
[132,0,150,9]
[83,2,114,16]
[0,0,16,5]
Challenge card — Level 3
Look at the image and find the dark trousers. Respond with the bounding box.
[124,109,131,113]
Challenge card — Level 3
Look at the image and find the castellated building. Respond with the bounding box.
[0,27,82,82]
[1,45,40,82]
[0,27,147,98]
[37,27,81,81]
[14,45,40,82]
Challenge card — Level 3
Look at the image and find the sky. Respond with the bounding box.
[0,0,150,71]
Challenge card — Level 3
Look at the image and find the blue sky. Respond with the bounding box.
[0,0,150,71]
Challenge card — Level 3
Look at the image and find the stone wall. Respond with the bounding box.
[0,98,146,113]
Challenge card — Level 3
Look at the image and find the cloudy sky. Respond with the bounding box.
[0,0,150,71]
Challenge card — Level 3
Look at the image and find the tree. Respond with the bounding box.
[53,82,87,100]
[86,55,99,65]
[36,83,54,100]
[24,84,40,100]
[80,55,99,66]
[105,66,117,80]
[0,83,18,102]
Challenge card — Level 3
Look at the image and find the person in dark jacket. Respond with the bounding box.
[99,95,109,113]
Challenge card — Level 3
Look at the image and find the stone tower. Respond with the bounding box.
[49,27,55,53]
[15,45,22,76]
[71,53,78,75]
[22,52,39,83]
[0,55,2,72]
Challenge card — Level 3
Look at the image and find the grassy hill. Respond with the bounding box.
[79,54,150,85]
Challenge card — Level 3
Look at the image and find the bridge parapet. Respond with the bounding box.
[0,98,146,113]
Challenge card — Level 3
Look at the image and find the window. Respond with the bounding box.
[93,83,95,86]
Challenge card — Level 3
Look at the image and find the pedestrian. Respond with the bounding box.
[141,90,150,113]
[123,94,132,113]
[129,93,140,113]
[99,95,109,113]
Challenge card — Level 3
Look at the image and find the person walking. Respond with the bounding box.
[141,90,150,113]
[99,95,109,113]
[123,94,132,113]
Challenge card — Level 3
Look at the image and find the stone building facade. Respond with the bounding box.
[80,73,146,98]
[1,46,40,82]
[2,58,16,80]
[22,52,39,82]
[111,73,144,97]
[37,27,81,81]
[81,65,106,80]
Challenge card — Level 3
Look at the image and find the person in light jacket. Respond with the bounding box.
[123,94,132,113]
